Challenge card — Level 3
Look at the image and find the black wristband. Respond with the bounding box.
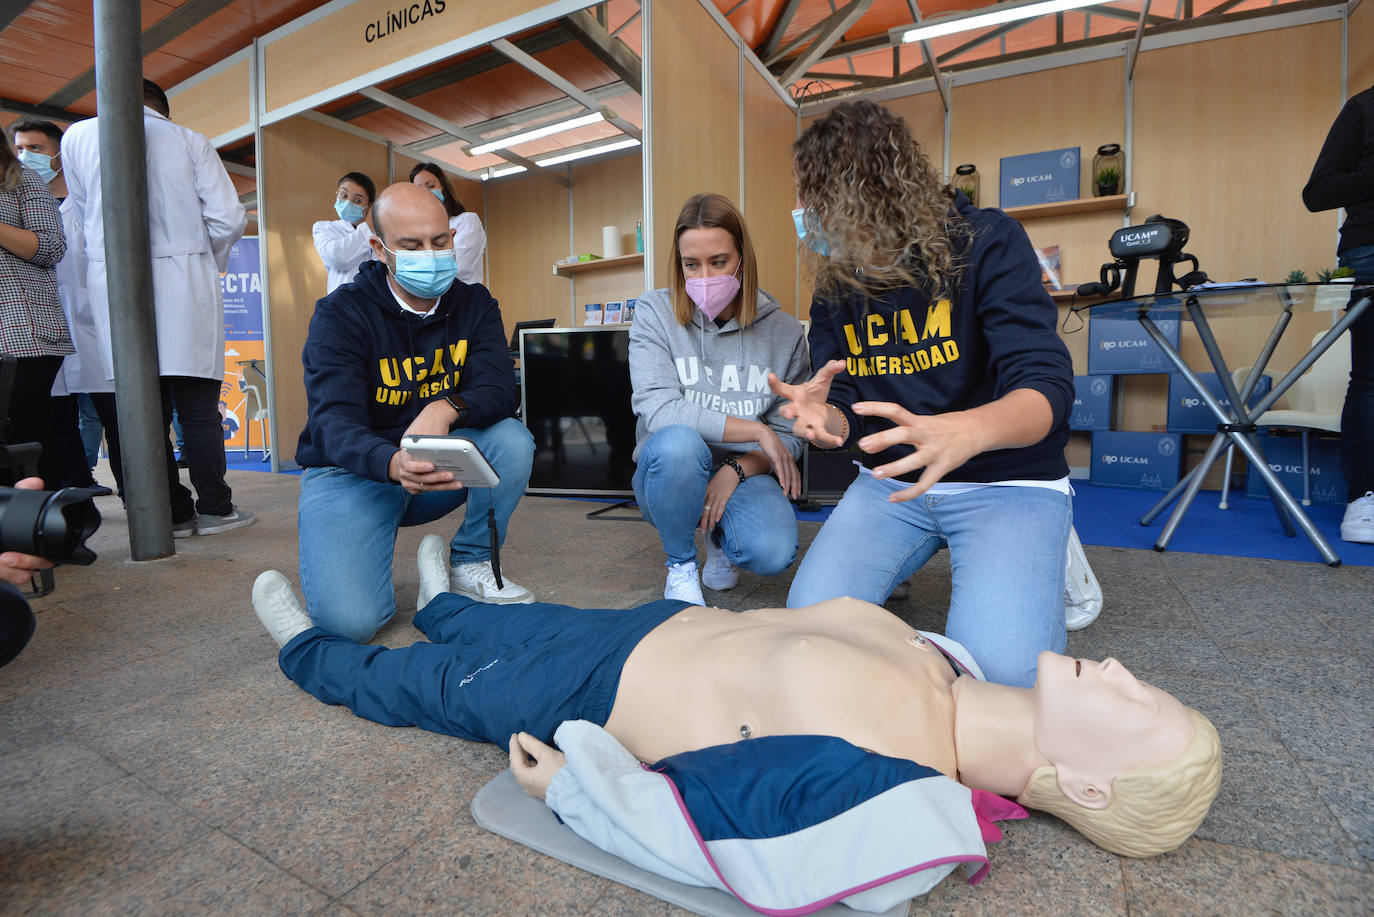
[445,394,469,427]
[722,456,746,483]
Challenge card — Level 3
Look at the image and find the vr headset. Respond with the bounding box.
[1077,215,1209,300]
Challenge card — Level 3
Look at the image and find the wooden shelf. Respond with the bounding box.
[1003,194,1130,221]
[553,252,644,277]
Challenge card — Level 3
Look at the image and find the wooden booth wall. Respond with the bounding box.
[259,115,391,460]
[167,54,252,143]
[484,152,645,330]
[1351,0,1373,95]
[743,56,803,315]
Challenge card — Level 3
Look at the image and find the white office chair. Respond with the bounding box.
[236,359,271,462]
[1223,331,1348,507]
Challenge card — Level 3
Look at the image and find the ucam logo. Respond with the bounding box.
[1101,454,1151,465]
[1010,174,1053,186]
[1100,339,1147,350]
[1060,151,1077,169]
[1270,463,1319,475]
[1139,473,1163,489]
[1180,396,1200,408]
[1158,437,1177,456]
[1090,377,1110,397]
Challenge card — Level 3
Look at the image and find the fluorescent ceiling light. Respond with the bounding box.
[480,164,528,181]
[535,137,640,167]
[895,0,1117,44]
[467,111,606,156]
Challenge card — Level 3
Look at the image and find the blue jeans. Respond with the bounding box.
[631,425,797,575]
[787,472,1070,687]
[77,393,103,468]
[297,417,535,642]
[1339,244,1373,499]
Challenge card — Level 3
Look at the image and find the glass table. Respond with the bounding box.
[1072,281,1372,566]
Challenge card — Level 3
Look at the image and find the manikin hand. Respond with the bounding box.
[389,400,462,494]
[0,478,56,586]
[853,401,990,501]
[768,360,847,448]
[509,731,567,800]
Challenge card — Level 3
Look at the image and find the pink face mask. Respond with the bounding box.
[685,271,741,321]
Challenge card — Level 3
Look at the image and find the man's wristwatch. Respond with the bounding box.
[444,394,469,428]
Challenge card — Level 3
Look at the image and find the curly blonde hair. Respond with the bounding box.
[793,100,968,299]
[1019,707,1223,857]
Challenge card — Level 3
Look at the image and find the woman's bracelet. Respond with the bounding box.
[825,402,849,442]
[721,456,747,483]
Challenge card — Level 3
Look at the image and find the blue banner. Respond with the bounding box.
[1090,431,1183,491]
[1245,431,1346,506]
[222,236,262,340]
[1087,312,1180,375]
[1167,372,1272,434]
[1070,375,1113,431]
[999,147,1079,208]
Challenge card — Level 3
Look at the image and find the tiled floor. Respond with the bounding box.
[2,468,1371,916]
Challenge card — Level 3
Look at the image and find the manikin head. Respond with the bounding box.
[1019,651,1222,857]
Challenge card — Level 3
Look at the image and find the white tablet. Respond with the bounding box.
[400,435,501,487]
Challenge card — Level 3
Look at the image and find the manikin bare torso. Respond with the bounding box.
[604,597,960,777]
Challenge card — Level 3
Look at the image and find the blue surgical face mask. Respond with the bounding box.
[335,197,366,224]
[791,207,830,257]
[381,242,458,299]
[429,187,444,202]
[18,149,59,183]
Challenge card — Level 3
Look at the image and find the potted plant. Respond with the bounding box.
[1284,269,1309,284]
[1315,265,1356,312]
[1094,165,1122,197]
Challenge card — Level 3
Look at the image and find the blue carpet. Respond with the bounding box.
[1068,481,1373,567]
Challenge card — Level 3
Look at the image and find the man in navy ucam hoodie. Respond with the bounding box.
[258,183,536,643]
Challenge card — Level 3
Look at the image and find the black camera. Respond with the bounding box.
[0,486,101,565]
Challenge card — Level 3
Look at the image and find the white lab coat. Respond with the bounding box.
[61,106,247,382]
[50,196,113,395]
[313,218,374,294]
[451,211,486,285]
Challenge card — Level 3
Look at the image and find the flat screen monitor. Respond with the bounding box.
[509,317,556,353]
[519,326,637,497]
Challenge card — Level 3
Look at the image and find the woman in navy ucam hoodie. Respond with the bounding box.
[775,101,1075,689]
[629,193,811,607]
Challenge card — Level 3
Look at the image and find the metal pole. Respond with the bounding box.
[93,0,174,560]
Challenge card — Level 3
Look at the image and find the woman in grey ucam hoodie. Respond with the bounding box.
[628,194,810,606]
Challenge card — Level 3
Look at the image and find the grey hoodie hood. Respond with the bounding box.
[628,287,811,461]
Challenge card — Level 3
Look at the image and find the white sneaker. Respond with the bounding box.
[1341,492,1374,544]
[1063,526,1102,632]
[701,539,738,591]
[450,560,534,604]
[664,561,705,605]
[252,570,312,648]
[196,507,255,535]
[417,534,451,610]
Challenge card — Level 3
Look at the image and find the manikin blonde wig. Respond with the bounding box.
[1019,707,1223,857]
[792,100,969,299]
[668,193,761,329]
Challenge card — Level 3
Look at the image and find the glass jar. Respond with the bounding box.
[1092,144,1124,197]
[953,164,979,207]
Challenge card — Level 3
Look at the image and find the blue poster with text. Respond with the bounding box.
[999,147,1079,208]
[222,236,262,340]
[1070,375,1113,431]
[1090,431,1182,491]
[1087,311,1180,375]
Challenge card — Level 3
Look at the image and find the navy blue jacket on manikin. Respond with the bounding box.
[295,259,517,483]
[808,192,1074,484]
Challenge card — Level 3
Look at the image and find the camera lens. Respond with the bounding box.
[0,486,102,565]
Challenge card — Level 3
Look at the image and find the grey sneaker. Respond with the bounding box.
[451,560,534,604]
[701,539,738,591]
[252,570,312,648]
[196,508,255,535]
[172,516,197,538]
[417,534,452,610]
